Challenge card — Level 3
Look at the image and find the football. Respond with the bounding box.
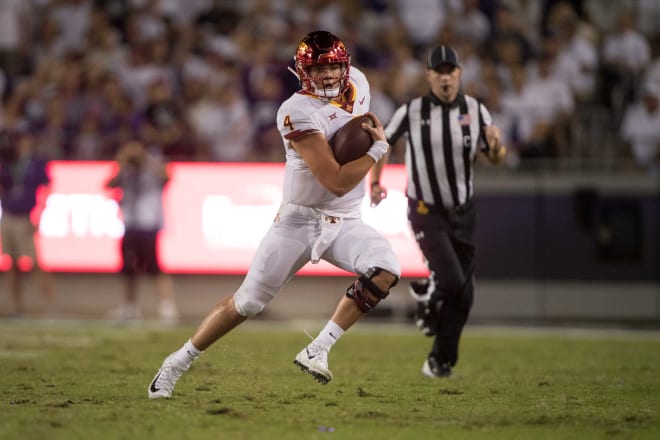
[329,115,375,165]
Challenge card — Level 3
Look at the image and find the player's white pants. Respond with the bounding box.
[233,202,401,317]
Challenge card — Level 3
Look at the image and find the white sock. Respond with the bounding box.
[172,339,202,368]
[313,320,344,351]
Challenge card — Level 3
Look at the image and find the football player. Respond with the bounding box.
[148,31,400,398]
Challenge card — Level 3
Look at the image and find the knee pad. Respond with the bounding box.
[345,267,399,313]
[233,286,273,317]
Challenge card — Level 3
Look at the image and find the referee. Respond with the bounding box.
[370,45,506,378]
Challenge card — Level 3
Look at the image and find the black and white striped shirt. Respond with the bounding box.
[384,92,493,210]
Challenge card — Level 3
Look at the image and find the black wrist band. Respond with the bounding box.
[370,181,380,188]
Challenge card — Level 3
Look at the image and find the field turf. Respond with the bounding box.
[1,320,659,439]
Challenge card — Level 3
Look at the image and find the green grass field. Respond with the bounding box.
[1,319,659,439]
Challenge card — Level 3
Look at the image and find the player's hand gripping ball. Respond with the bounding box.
[329,115,375,165]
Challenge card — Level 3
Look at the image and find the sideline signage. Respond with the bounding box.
[0,162,427,277]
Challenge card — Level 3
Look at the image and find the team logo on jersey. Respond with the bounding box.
[329,112,338,121]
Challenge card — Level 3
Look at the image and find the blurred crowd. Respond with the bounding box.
[0,0,659,172]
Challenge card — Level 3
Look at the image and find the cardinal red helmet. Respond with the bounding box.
[294,31,351,98]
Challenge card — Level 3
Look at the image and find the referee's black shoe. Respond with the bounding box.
[422,356,452,378]
[409,280,436,337]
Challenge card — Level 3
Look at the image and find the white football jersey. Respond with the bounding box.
[277,67,371,215]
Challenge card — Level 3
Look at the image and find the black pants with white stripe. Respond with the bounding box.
[408,200,477,367]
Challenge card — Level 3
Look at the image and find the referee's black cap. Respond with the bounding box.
[428,45,460,70]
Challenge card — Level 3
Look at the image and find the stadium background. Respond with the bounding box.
[0,0,658,325]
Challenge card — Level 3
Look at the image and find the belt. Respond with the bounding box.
[278,202,350,264]
[409,199,473,216]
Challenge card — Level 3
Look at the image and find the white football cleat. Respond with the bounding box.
[294,343,333,385]
[148,353,188,399]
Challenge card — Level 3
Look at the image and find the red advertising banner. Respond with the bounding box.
[0,162,428,277]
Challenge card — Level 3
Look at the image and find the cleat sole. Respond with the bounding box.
[293,360,331,385]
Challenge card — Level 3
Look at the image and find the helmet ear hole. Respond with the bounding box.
[294,31,351,98]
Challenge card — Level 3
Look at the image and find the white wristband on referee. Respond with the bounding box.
[366,140,389,162]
